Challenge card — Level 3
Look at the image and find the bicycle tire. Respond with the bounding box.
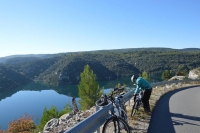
[102,117,130,133]
[121,109,128,122]
[131,101,138,117]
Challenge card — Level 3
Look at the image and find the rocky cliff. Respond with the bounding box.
[188,67,200,79]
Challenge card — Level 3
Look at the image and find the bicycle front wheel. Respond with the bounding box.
[131,101,138,117]
[102,117,130,133]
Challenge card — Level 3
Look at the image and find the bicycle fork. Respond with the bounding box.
[112,115,121,133]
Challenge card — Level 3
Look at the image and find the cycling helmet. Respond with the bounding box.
[131,74,138,82]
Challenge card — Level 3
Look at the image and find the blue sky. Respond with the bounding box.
[0,0,200,57]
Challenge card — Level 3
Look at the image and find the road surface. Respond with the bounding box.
[148,86,200,133]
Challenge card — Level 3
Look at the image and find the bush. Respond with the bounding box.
[38,106,59,131]
[59,104,72,117]
[38,104,72,131]
[7,114,36,133]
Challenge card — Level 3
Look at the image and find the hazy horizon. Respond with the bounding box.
[0,47,200,58]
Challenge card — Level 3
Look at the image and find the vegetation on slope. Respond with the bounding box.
[0,64,32,92]
[1,48,200,90]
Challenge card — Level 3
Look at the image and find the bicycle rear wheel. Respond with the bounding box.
[102,117,130,133]
[131,101,138,117]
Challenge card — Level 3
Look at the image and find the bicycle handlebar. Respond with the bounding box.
[96,87,126,106]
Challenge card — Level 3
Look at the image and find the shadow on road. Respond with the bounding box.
[147,85,200,133]
[171,112,200,126]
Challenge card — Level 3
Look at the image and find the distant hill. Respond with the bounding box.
[1,47,200,89]
[5,57,60,79]
[89,47,200,53]
[88,47,176,53]
[0,53,62,64]
[1,47,200,63]
[3,57,39,64]
[179,48,200,52]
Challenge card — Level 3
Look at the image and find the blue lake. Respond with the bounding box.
[0,77,132,130]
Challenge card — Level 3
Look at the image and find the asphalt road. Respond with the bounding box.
[148,85,200,133]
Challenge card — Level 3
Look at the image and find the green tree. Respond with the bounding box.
[182,69,188,76]
[178,64,188,73]
[142,71,149,81]
[116,83,121,88]
[78,64,103,110]
[59,103,72,117]
[161,70,171,81]
[38,106,59,130]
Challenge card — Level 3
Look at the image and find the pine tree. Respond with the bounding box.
[142,71,149,81]
[38,106,59,130]
[78,64,103,110]
[59,103,72,117]
[161,70,171,81]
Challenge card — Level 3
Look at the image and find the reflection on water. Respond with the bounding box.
[0,89,80,130]
[0,82,80,130]
[0,77,133,130]
[98,76,133,89]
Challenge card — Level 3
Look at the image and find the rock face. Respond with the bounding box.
[168,67,200,80]
[168,76,186,81]
[189,67,200,79]
[40,106,96,133]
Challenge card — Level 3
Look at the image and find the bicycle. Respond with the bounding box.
[96,87,131,133]
[131,89,144,117]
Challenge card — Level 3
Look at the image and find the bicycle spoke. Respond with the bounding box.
[102,117,130,133]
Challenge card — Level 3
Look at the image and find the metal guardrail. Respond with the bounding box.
[151,79,200,87]
[65,79,200,133]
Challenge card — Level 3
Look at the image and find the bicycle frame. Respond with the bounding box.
[110,89,128,122]
[96,87,129,124]
[131,89,145,116]
[136,89,144,103]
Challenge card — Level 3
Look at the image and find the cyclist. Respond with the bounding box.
[131,74,152,114]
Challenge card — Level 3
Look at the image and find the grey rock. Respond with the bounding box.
[43,118,59,132]
[41,106,96,133]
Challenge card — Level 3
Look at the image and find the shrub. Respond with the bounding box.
[38,106,59,131]
[7,114,36,133]
[59,104,72,117]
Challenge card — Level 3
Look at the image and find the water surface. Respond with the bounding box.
[0,77,133,130]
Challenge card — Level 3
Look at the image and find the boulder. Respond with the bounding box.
[188,68,200,79]
[43,118,59,132]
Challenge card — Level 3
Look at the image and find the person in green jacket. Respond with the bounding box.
[131,74,152,114]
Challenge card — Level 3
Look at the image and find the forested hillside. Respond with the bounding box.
[6,57,60,79]
[36,50,200,85]
[0,64,32,92]
[1,48,200,89]
[0,54,61,64]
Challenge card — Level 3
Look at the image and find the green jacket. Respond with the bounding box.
[134,77,152,94]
